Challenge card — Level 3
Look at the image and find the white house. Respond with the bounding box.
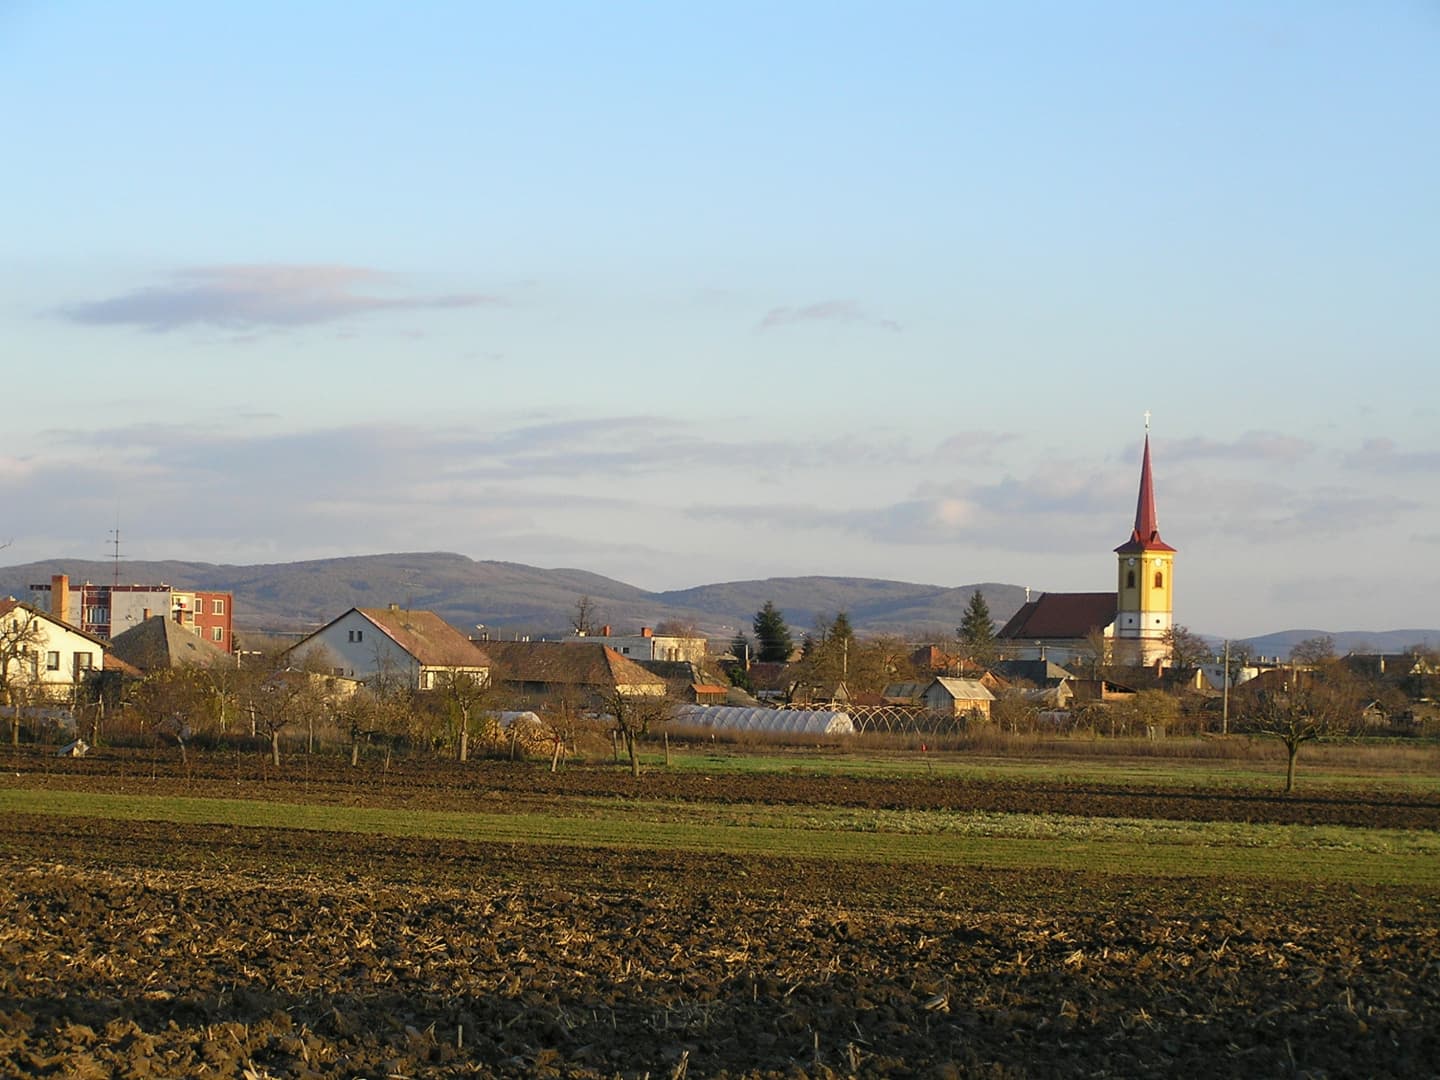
[566,626,707,664]
[0,599,106,700]
[289,605,490,692]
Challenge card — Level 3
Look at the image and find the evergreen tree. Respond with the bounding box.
[828,611,855,647]
[752,601,794,663]
[958,590,997,665]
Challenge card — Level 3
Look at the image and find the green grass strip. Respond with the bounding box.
[2,786,1436,887]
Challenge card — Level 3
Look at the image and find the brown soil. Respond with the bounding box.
[2,749,1437,1077]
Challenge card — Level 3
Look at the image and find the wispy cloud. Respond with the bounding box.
[1342,438,1440,474]
[60,265,505,332]
[1163,430,1314,465]
[756,299,900,333]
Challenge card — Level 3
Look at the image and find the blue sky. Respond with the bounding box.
[3,1,1438,638]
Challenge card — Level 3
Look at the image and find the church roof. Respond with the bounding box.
[1114,434,1176,554]
[997,592,1118,641]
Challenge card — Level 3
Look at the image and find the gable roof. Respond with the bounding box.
[0,598,108,647]
[927,677,995,702]
[482,640,666,692]
[997,592,1117,641]
[355,607,491,669]
[993,659,1075,685]
[108,615,232,670]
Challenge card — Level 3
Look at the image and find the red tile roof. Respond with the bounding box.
[357,608,492,669]
[997,592,1118,640]
[482,641,666,692]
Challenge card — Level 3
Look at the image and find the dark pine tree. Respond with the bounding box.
[753,601,795,663]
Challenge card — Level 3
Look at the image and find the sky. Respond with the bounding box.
[2,1,1438,639]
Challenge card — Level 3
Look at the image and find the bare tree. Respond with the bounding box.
[434,669,493,761]
[604,689,672,778]
[1162,625,1211,671]
[1290,635,1337,665]
[1234,664,1362,792]
[571,595,598,636]
[0,604,46,746]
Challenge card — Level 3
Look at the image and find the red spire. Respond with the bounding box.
[1115,434,1175,554]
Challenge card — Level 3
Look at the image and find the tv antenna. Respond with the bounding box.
[108,524,122,589]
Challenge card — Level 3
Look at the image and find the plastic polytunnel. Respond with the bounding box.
[671,704,855,736]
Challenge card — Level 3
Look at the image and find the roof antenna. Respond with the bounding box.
[109,523,122,589]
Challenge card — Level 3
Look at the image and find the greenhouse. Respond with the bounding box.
[671,704,855,736]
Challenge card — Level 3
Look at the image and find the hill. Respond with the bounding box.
[1,552,1026,641]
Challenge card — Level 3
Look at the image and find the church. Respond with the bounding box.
[996,428,1175,668]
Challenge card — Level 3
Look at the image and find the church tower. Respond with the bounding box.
[1113,424,1175,666]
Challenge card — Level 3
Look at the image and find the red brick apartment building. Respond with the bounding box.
[29,574,235,653]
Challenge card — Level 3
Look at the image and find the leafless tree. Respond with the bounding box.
[0,605,46,745]
[434,669,494,761]
[603,689,672,778]
[571,595,598,636]
[1234,664,1363,792]
[1290,635,1337,666]
[1163,625,1212,671]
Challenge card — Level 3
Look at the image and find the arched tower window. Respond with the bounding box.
[1154,570,1164,589]
[1126,570,1136,588]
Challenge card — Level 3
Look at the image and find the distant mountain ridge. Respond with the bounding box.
[0,552,1027,641]
[5,552,1437,654]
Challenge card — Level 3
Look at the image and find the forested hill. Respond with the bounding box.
[0,552,1027,640]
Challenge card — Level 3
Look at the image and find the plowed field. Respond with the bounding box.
[2,749,1437,1078]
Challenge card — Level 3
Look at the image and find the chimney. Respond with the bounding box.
[388,602,400,611]
[143,608,152,621]
[601,624,611,637]
[50,574,68,622]
[641,626,653,638]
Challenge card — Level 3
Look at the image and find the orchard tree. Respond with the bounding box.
[957,590,997,667]
[752,601,794,663]
[604,689,673,778]
[1234,664,1362,792]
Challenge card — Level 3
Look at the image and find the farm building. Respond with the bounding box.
[921,677,995,720]
[671,704,854,736]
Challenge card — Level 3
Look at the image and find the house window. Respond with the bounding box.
[46,651,61,671]
[422,671,434,689]
[212,599,225,615]
[1154,571,1164,589]
[73,652,93,672]
[212,627,224,642]
[348,629,364,643]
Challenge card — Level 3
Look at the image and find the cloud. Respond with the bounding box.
[1342,438,1440,474]
[756,299,900,333]
[59,265,505,332]
[1163,430,1315,465]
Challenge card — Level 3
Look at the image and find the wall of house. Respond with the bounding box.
[292,612,420,689]
[1,610,103,696]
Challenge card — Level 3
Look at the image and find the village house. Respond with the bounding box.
[480,640,667,707]
[0,599,107,700]
[289,605,490,692]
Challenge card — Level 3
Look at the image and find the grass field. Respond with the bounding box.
[4,784,1436,886]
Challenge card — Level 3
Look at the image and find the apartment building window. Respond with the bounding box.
[45,651,60,671]
[212,627,224,642]
[212,599,225,615]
